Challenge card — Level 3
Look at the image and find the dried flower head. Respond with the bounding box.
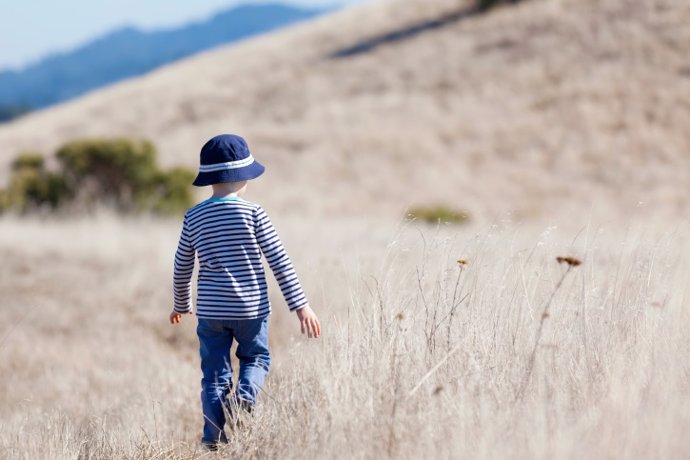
[433,385,444,396]
[395,312,404,321]
[556,256,582,267]
[457,259,469,267]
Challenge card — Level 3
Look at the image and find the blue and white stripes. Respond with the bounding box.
[198,155,255,172]
[173,197,308,319]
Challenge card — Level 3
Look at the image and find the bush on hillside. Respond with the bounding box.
[0,152,66,211]
[142,167,197,215]
[475,0,523,12]
[405,205,471,225]
[0,139,195,215]
[11,152,45,171]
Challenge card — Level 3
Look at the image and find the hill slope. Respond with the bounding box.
[0,0,688,222]
[0,3,323,113]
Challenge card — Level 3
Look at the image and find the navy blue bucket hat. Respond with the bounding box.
[193,134,265,186]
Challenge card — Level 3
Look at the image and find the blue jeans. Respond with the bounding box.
[197,316,270,445]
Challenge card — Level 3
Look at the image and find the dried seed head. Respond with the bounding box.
[542,312,550,319]
[395,312,404,321]
[457,259,469,267]
[433,385,444,395]
[556,256,582,267]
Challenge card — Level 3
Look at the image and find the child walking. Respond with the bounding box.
[169,134,321,449]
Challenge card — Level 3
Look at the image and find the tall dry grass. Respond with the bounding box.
[1,213,688,459]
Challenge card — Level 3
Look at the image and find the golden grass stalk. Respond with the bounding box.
[515,255,582,401]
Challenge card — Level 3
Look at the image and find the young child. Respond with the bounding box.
[169,134,321,449]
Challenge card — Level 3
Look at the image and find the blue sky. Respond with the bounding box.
[0,0,372,71]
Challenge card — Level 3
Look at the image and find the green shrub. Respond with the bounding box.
[1,138,195,215]
[4,152,67,212]
[141,167,197,215]
[405,205,471,225]
[476,0,523,12]
[11,152,45,171]
[56,138,159,209]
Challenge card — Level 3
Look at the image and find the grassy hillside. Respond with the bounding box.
[0,0,687,223]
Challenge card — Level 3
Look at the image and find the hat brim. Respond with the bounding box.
[192,161,265,186]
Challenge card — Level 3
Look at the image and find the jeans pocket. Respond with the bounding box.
[197,318,224,334]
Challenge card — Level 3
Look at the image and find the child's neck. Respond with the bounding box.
[210,182,246,199]
[211,191,240,199]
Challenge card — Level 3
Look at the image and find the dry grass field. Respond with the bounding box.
[1,0,689,458]
[1,213,689,459]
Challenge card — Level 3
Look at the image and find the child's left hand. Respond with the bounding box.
[169,310,193,324]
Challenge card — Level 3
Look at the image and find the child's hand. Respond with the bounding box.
[296,305,321,338]
[170,310,193,324]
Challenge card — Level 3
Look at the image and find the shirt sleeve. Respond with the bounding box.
[254,205,308,311]
[173,216,195,313]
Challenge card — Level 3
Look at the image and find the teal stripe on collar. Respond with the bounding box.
[206,197,242,202]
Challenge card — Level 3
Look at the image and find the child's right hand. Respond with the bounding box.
[296,305,321,338]
[169,310,193,324]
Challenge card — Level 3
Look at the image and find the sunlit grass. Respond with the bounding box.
[1,214,688,458]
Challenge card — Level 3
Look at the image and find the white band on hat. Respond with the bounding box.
[198,155,255,172]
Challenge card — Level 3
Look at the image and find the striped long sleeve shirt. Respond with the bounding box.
[173,197,308,319]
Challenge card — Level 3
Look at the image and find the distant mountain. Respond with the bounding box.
[0,3,325,118]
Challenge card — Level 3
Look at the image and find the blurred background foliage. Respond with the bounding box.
[405,205,471,225]
[0,139,195,215]
[476,0,523,12]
